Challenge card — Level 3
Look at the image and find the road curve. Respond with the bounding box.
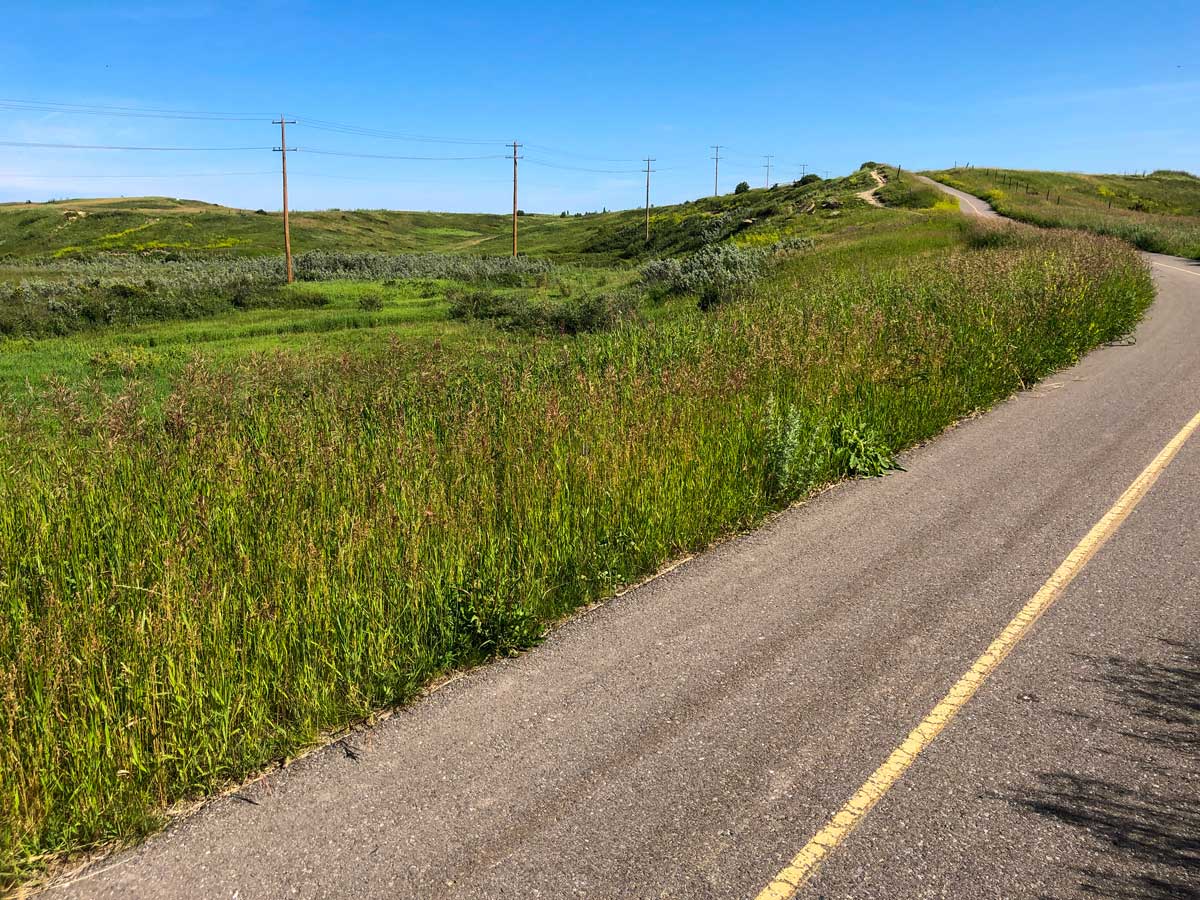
[916,174,1003,219]
[43,190,1200,900]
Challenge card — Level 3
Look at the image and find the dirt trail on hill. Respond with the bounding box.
[856,168,886,206]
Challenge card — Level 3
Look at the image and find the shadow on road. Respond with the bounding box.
[1016,639,1199,899]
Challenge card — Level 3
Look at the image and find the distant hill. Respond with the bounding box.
[0,168,887,263]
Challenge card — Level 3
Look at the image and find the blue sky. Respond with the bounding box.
[1,0,1196,212]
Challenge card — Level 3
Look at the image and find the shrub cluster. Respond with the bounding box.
[640,238,812,309]
[447,287,638,335]
[641,244,767,309]
[0,251,557,338]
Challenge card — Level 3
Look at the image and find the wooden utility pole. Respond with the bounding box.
[763,154,773,188]
[711,145,721,196]
[643,157,655,242]
[511,140,522,256]
[273,116,297,283]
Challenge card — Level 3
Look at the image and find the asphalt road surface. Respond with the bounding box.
[45,187,1200,899]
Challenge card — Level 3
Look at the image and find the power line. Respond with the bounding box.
[294,117,504,146]
[524,157,641,174]
[298,148,509,161]
[0,140,271,151]
[0,97,689,164]
[0,97,506,147]
[0,96,797,175]
[0,98,268,122]
[0,171,275,179]
[523,142,639,163]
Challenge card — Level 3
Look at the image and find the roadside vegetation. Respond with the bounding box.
[927,167,1200,258]
[0,171,1157,887]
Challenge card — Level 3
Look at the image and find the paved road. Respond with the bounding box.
[45,190,1200,899]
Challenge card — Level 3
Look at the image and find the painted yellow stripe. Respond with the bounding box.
[755,408,1200,900]
[1151,260,1200,279]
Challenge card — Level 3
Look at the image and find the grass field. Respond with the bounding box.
[926,167,1200,258]
[0,168,1158,888]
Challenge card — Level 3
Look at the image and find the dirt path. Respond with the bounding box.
[856,168,886,207]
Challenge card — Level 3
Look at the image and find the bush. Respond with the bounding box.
[448,287,635,335]
[542,289,638,335]
[446,288,513,321]
[640,244,767,310]
[357,291,385,311]
[799,174,822,186]
[734,181,751,195]
[771,235,816,254]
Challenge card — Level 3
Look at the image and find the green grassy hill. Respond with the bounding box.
[0,168,884,263]
[925,167,1200,258]
[0,165,920,380]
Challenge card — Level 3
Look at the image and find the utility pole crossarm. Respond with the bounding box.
[272,116,298,284]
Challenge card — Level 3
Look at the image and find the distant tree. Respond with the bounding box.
[560,211,568,217]
[516,209,527,216]
[734,181,750,194]
[799,174,821,185]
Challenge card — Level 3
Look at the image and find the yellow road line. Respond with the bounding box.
[1151,260,1200,278]
[755,408,1200,900]
[957,192,986,216]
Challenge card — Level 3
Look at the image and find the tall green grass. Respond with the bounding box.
[0,220,1153,887]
